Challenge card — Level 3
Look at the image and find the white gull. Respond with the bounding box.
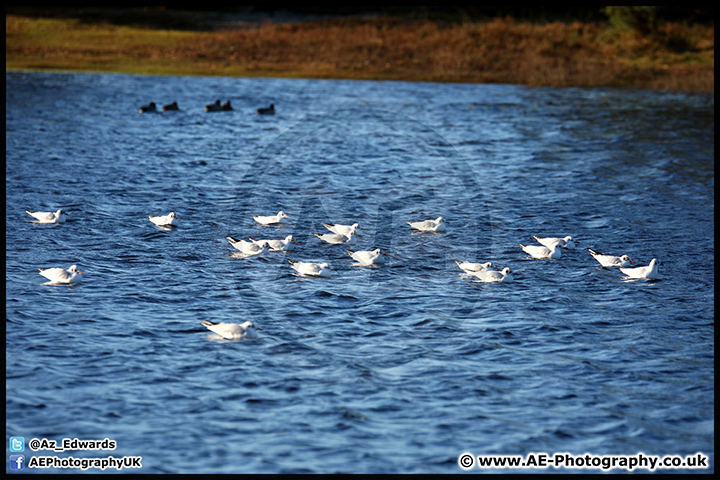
[588,248,635,267]
[149,212,180,226]
[200,319,258,340]
[345,248,387,265]
[407,216,444,232]
[314,231,357,245]
[288,259,333,277]
[249,235,298,252]
[620,258,660,279]
[227,236,266,256]
[455,260,494,274]
[533,235,576,249]
[38,264,83,284]
[473,267,513,283]
[253,211,289,225]
[26,209,67,224]
[323,222,361,236]
[520,242,562,259]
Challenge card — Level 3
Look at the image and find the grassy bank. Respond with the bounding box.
[5,10,715,92]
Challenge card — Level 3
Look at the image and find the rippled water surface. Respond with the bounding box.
[6,71,714,473]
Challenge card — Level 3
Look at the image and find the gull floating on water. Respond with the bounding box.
[288,259,333,277]
[253,211,289,225]
[249,235,298,252]
[472,267,513,283]
[227,236,265,256]
[26,209,66,224]
[455,260,493,274]
[533,235,576,249]
[588,248,635,267]
[323,222,361,236]
[149,212,180,226]
[38,265,83,284]
[314,231,357,245]
[620,258,660,279]
[345,248,387,265]
[520,242,562,259]
[407,217,444,232]
[200,319,258,340]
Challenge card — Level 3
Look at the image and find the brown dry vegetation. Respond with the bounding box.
[5,13,714,92]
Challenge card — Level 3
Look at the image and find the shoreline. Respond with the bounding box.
[6,69,715,98]
[6,10,715,93]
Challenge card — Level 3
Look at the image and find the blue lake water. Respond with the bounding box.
[5,71,714,474]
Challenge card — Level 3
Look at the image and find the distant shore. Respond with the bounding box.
[5,10,714,92]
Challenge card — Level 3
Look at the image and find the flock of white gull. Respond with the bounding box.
[25,207,661,340]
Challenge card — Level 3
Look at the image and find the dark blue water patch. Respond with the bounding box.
[5,71,714,474]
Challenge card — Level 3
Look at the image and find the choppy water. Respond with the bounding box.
[5,71,714,474]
